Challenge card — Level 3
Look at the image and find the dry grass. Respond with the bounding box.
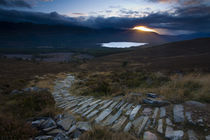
[79,125,138,140]
[129,73,210,103]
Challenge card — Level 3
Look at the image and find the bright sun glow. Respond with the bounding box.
[133,26,156,32]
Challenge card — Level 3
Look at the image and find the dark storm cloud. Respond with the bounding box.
[0,0,32,8]
[0,3,210,33]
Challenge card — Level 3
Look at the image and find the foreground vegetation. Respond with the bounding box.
[0,90,57,139]
[72,71,210,103]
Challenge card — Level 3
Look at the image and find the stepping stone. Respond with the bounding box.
[160,107,166,118]
[86,110,99,119]
[166,118,173,126]
[82,104,98,117]
[120,103,128,110]
[133,116,144,129]
[124,122,132,132]
[95,109,112,123]
[109,101,119,109]
[157,119,163,134]
[89,99,101,106]
[173,104,185,123]
[187,130,198,140]
[142,108,153,116]
[206,135,210,140]
[186,112,194,124]
[99,100,113,110]
[165,126,184,140]
[115,100,125,109]
[129,105,141,120]
[152,107,159,126]
[76,121,92,131]
[137,116,149,136]
[103,110,122,126]
[112,116,127,131]
[124,103,133,111]
[143,131,158,140]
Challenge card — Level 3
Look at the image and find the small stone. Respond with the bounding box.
[143,131,157,140]
[147,93,158,98]
[157,119,163,134]
[173,104,185,123]
[185,100,206,108]
[206,135,210,140]
[187,130,198,140]
[54,132,69,140]
[142,108,153,116]
[34,135,53,140]
[76,122,92,131]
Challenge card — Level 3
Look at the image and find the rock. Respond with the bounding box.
[103,110,122,126]
[95,109,112,123]
[143,131,158,140]
[142,108,153,116]
[47,129,64,135]
[206,135,210,140]
[130,105,141,120]
[165,126,184,140]
[32,118,46,128]
[54,132,69,140]
[112,116,127,131]
[129,92,142,96]
[185,100,206,108]
[115,100,125,109]
[99,100,113,110]
[10,89,23,95]
[166,118,173,126]
[157,119,163,134]
[185,112,194,124]
[86,110,99,119]
[137,116,149,136]
[132,116,144,129]
[151,108,159,127]
[40,118,57,131]
[70,129,82,139]
[67,125,77,135]
[187,130,198,140]
[160,107,166,118]
[124,122,132,132]
[147,93,158,98]
[77,122,92,131]
[34,135,53,140]
[197,117,204,127]
[57,115,76,131]
[173,104,185,123]
[143,98,169,106]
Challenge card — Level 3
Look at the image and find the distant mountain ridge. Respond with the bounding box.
[0,21,210,53]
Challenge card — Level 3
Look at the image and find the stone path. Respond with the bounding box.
[51,75,210,140]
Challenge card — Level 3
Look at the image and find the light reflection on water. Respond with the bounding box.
[101,42,148,48]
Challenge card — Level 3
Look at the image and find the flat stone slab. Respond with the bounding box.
[108,101,119,110]
[124,122,132,132]
[99,100,113,110]
[206,135,210,140]
[165,126,184,140]
[95,109,112,123]
[166,118,173,126]
[185,100,206,108]
[160,107,166,118]
[86,110,99,119]
[124,104,133,111]
[130,105,141,120]
[152,107,159,126]
[142,108,153,116]
[173,104,185,123]
[103,110,122,126]
[57,116,75,131]
[82,104,98,117]
[112,116,127,131]
[137,116,149,136]
[143,131,158,140]
[157,119,163,134]
[187,130,198,140]
[77,121,92,131]
[115,100,125,109]
[186,112,194,124]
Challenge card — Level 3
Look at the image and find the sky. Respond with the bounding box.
[0,0,210,35]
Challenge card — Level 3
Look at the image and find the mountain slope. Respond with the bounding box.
[82,38,210,72]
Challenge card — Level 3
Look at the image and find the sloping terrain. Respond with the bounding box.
[82,38,210,72]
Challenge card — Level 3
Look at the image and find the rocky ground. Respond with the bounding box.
[33,74,210,140]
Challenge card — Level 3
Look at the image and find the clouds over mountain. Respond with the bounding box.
[0,0,31,8]
[0,1,210,34]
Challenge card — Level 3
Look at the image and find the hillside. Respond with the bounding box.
[82,38,210,72]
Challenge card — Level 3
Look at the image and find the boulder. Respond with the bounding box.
[143,131,157,140]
